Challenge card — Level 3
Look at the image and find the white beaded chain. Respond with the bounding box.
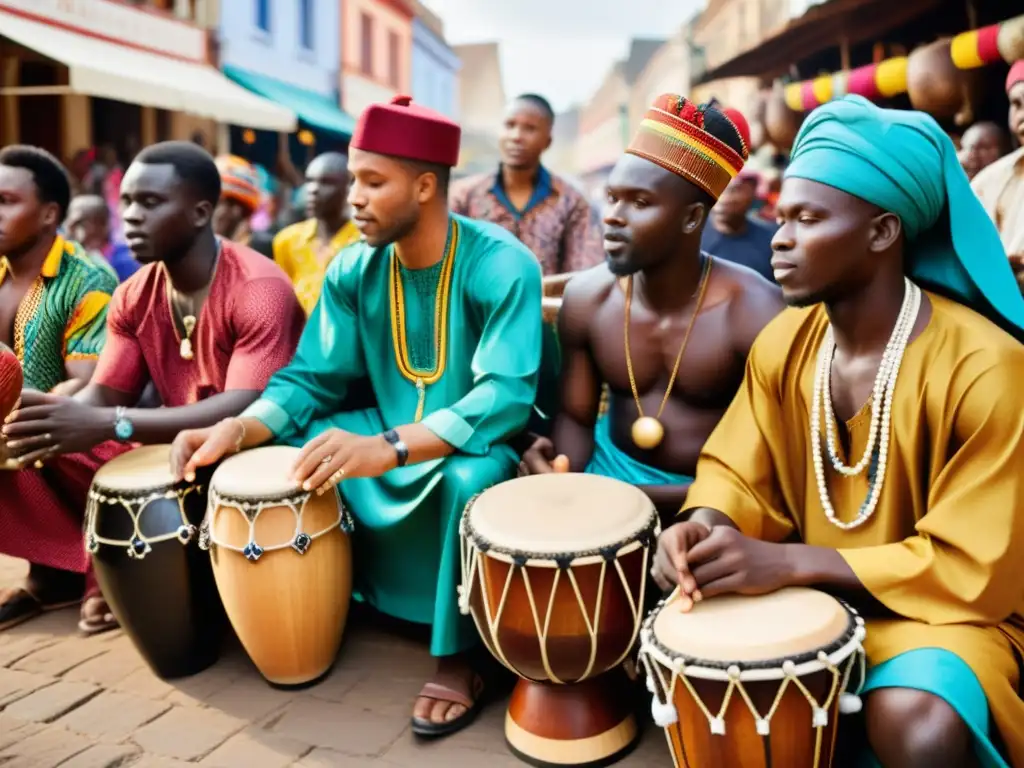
[812,278,921,531]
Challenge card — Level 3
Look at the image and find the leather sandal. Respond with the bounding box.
[410,672,486,738]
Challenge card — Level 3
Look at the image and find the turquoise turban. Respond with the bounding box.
[785,95,1024,341]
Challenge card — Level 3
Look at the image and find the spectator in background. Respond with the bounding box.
[212,155,261,246]
[973,61,1024,291]
[700,172,777,283]
[959,121,1010,180]
[65,195,140,282]
[272,153,360,314]
[450,93,603,276]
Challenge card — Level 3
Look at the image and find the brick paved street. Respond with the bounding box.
[0,555,669,767]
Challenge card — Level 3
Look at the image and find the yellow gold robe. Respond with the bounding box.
[684,292,1024,764]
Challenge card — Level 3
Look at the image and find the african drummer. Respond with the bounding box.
[652,96,1024,766]
[521,95,783,518]
[168,96,543,737]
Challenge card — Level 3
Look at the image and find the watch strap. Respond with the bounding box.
[382,429,409,467]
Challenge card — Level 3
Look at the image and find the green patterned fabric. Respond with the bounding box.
[0,237,117,392]
[397,260,443,371]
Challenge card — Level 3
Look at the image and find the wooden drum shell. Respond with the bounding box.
[656,667,843,768]
[88,465,225,680]
[466,547,647,683]
[206,489,352,687]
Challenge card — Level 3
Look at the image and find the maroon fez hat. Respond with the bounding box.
[350,95,461,167]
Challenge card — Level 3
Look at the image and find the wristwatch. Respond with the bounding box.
[382,429,409,467]
[113,406,134,442]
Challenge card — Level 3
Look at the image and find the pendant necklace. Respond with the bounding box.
[164,244,220,362]
[624,254,713,450]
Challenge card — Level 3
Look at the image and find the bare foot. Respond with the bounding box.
[411,653,484,733]
[78,594,118,636]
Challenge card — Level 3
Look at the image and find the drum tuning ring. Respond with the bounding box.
[292,533,312,555]
[176,524,196,546]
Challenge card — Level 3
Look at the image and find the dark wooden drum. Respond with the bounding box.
[459,473,660,767]
[85,444,225,679]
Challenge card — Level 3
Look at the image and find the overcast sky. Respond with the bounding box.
[423,0,703,112]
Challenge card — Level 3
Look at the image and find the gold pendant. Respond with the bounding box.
[632,416,664,450]
[414,378,426,422]
[180,315,196,360]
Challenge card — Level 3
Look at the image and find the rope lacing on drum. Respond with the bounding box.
[638,596,867,768]
[85,486,202,561]
[457,495,657,685]
[199,488,354,561]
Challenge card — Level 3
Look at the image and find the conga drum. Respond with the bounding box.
[638,587,867,768]
[85,444,225,679]
[459,473,660,766]
[201,446,354,687]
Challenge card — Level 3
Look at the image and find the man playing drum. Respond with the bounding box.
[3,142,305,633]
[169,97,543,737]
[652,96,1024,767]
[522,95,782,518]
[0,146,120,633]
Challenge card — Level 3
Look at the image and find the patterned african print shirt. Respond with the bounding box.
[0,236,117,392]
[272,218,362,315]
[449,166,604,276]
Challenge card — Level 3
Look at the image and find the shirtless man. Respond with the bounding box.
[522,95,783,517]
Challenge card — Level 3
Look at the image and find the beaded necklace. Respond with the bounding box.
[811,278,921,530]
[388,218,458,422]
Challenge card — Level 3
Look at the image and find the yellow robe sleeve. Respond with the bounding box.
[840,361,1024,626]
[681,339,797,543]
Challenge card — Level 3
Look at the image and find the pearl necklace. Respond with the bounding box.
[811,278,921,530]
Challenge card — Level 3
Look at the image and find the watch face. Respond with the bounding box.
[114,418,133,441]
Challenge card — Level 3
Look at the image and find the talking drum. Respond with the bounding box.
[200,446,354,687]
[638,587,867,768]
[85,445,225,679]
[459,473,660,766]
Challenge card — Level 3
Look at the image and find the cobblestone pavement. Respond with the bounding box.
[0,555,669,767]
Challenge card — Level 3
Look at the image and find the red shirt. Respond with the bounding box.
[93,240,304,406]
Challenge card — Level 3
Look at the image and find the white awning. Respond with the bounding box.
[0,10,297,132]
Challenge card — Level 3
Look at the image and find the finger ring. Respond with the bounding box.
[321,455,333,464]
[33,460,43,469]
[43,433,51,442]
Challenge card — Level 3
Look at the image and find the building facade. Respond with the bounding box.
[409,0,459,118]
[219,0,340,100]
[628,27,695,137]
[451,42,505,175]
[340,0,413,116]
[0,0,291,163]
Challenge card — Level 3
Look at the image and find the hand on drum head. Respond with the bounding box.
[171,422,237,482]
[291,428,398,494]
[685,526,796,602]
[651,521,713,610]
[519,436,570,475]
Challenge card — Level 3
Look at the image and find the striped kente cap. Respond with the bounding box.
[627,94,749,201]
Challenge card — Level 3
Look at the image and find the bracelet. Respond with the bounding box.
[229,418,246,454]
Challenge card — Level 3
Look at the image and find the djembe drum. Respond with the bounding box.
[85,444,225,679]
[460,473,659,766]
[201,446,354,687]
[638,587,867,768]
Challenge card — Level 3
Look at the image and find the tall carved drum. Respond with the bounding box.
[201,446,354,687]
[460,473,659,766]
[638,588,866,768]
[85,445,225,679]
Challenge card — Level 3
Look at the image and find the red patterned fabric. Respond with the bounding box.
[0,442,132,572]
[92,240,305,406]
[0,345,21,422]
[351,94,461,167]
[1007,61,1024,93]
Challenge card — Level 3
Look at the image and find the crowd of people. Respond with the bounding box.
[0,61,1023,766]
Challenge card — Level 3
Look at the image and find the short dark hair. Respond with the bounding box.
[132,141,221,206]
[0,145,73,221]
[406,159,451,196]
[514,93,555,126]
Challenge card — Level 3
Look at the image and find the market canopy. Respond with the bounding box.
[223,66,356,139]
[0,9,297,132]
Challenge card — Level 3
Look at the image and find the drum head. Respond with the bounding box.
[93,444,174,491]
[211,445,303,499]
[652,587,851,664]
[467,473,655,557]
